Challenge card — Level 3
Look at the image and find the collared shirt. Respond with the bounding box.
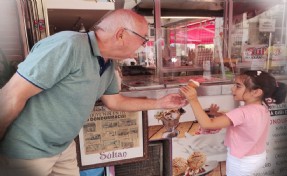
[0,31,119,159]
[224,104,270,158]
[86,31,111,76]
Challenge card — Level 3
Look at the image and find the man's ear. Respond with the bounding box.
[115,28,125,44]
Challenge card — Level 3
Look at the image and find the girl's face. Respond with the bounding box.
[231,77,250,101]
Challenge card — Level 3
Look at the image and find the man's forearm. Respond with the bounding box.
[121,97,159,111]
[0,120,10,140]
[0,92,10,139]
[0,90,24,140]
[102,93,185,112]
[0,74,42,140]
[108,96,159,111]
[0,104,23,140]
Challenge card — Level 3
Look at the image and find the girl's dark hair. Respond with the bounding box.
[238,70,286,105]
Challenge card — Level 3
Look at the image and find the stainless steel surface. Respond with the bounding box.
[160,66,203,73]
[221,84,233,95]
[122,75,232,91]
[121,74,287,96]
[121,74,233,96]
[154,0,163,83]
[197,84,222,96]
[121,83,232,97]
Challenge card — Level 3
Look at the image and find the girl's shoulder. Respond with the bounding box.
[243,103,267,109]
[238,104,268,114]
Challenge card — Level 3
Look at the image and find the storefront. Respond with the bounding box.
[1,0,287,176]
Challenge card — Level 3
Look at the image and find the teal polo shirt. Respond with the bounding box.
[0,31,119,159]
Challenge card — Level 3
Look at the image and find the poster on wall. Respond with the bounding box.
[253,102,287,175]
[75,104,148,170]
[148,107,227,176]
[242,45,268,70]
[171,128,226,176]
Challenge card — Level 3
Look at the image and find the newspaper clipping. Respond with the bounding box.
[83,105,140,155]
[77,104,147,168]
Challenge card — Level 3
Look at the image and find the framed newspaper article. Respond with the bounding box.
[75,104,148,170]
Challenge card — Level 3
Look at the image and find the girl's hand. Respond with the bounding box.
[179,85,198,102]
[207,104,224,117]
[209,104,220,116]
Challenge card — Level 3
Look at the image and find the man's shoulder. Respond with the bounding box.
[51,31,85,40]
[37,31,87,49]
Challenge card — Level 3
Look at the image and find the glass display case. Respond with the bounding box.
[119,0,231,91]
[229,0,287,81]
[119,0,287,92]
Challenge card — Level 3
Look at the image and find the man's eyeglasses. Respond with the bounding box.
[123,28,149,46]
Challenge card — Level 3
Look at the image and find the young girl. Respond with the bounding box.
[180,70,286,176]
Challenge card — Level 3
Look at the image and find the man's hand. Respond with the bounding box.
[157,93,187,109]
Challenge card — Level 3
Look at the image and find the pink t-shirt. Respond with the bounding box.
[224,104,270,158]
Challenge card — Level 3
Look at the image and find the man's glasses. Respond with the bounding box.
[123,28,149,46]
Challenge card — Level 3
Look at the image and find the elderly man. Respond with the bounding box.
[0,9,186,176]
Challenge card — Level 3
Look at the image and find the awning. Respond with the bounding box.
[170,19,215,45]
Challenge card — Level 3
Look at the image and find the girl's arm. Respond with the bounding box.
[180,86,232,129]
